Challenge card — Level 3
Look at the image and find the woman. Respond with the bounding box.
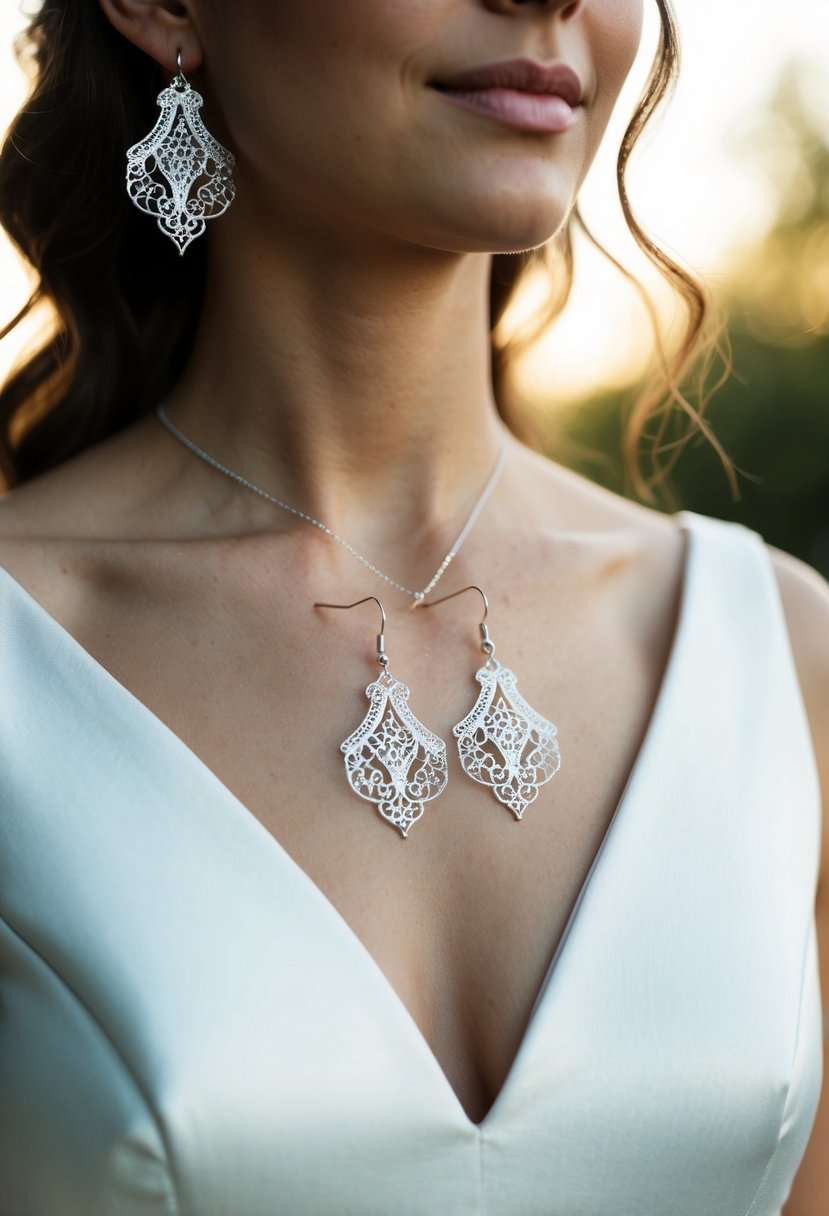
[0,0,826,1213]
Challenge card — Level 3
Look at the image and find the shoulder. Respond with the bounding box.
[768,541,829,651]
[0,418,153,622]
[766,543,829,719]
[763,554,829,1209]
[0,409,180,594]
[0,410,164,540]
[765,543,829,884]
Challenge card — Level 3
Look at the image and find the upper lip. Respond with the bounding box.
[432,57,583,107]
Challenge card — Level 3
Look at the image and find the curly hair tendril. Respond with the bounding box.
[0,0,733,500]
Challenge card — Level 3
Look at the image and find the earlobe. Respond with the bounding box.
[96,0,203,75]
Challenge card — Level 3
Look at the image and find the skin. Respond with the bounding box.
[0,0,826,1198]
[99,0,644,544]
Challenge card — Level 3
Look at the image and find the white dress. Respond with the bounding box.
[0,508,822,1215]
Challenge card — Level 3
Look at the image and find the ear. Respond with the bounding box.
[96,0,203,75]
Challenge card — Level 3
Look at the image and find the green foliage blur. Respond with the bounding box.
[553,62,829,576]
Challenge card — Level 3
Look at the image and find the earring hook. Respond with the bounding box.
[173,47,187,89]
[419,584,489,619]
[418,584,495,658]
[314,595,389,671]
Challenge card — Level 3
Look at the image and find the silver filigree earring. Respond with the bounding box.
[314,596,449,839]
[420,585,561,819]
[126,48,236,255]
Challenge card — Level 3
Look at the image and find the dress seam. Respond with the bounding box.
[742,915,819,1216]
[0,909,181,1216]
[477,1125,485,1216]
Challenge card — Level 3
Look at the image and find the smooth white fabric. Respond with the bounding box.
[0,508,822,1216]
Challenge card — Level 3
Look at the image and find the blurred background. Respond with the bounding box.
[1,1,828,572]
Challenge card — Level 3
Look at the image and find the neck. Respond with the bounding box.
[162,215,515,566]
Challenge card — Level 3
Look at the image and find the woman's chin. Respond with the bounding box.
[429,208,571,256]
[427,179,574,253]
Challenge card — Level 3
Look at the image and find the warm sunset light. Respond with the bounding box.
[1,11,827,1207]
[0,1,825,401]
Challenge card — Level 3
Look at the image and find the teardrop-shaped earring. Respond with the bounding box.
[314,596,449,838]
[125,47,236,255]
[419,585,561,819]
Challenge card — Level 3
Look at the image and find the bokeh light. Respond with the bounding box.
[0,1,826,402]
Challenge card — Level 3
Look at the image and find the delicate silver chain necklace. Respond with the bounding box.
[154,401,509,603]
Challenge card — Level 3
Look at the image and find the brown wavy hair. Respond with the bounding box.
[0,0,734,500]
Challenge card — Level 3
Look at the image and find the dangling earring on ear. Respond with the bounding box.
[419,585,561,819]
[126,47,236,255]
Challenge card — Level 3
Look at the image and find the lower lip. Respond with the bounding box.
[432,86,577,133]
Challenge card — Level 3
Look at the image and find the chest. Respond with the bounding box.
[0,525,822,1215]
[49,540,687,1124]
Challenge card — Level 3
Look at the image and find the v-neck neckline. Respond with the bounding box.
[0,509,699,1134]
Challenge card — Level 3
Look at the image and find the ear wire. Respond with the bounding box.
[314,595,389,671]
[418,584,494,658]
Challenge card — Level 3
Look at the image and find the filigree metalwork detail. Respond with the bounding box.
[454,657,560,819]
[126,73,236,254]
[341,672,448,838]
